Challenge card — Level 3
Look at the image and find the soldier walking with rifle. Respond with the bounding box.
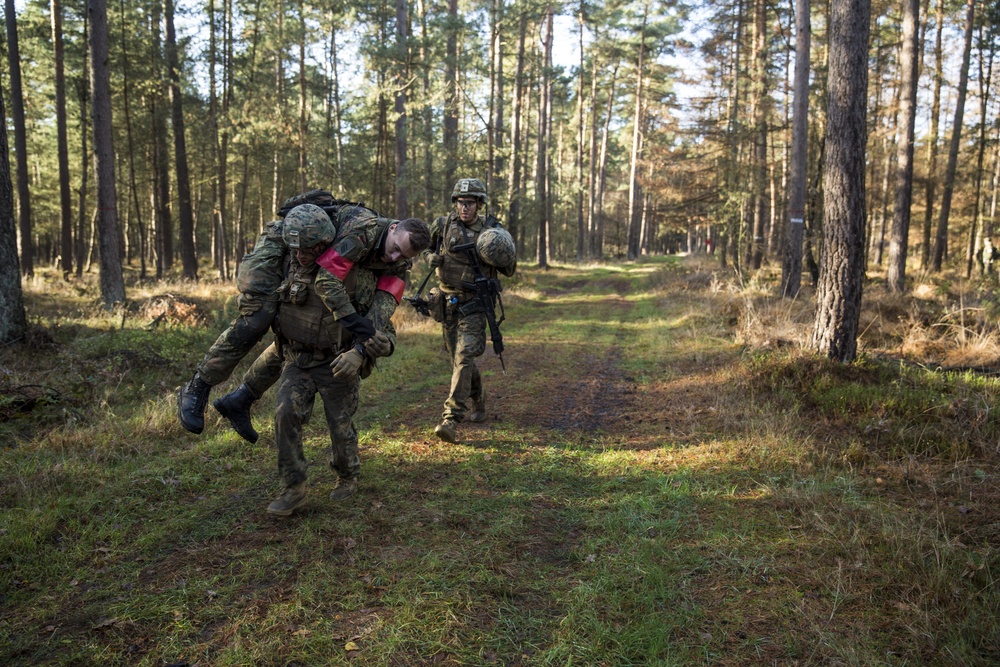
[413,178,516,444]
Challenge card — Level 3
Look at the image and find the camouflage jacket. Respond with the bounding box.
[235,220,287,300]
[235,208,409,333]
[315,210,410,332]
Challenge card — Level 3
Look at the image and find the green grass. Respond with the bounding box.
[1,257,998,666]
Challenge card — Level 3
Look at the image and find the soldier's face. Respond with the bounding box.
[382,225,417,263]
[295,244,324,269]
[455,198,480,223]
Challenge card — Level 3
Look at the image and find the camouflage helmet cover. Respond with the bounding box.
[476,226,516,270]
[282,203,335,249]
[451,178,487,203]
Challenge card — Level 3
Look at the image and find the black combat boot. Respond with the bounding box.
[213,384,261,443]
[178,373,212,434]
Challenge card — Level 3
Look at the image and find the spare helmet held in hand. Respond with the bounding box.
[476,226,516,269]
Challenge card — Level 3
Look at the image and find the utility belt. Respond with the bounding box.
[275,332,353,369]
[427,289,485,321]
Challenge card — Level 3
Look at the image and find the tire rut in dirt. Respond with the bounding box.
[542,347,635,432]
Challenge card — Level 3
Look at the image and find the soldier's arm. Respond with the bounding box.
[421,216,446,263]
[314,219,375,318]
[314,218,381,340]
[367,260,410,332]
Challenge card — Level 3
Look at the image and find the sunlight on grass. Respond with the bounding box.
[2,260,999,665]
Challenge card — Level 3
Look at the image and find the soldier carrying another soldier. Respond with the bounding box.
[177,194,429,446]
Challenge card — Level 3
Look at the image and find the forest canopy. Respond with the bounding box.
[1,0,998,287]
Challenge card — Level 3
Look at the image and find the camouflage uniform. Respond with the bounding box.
[195,221,286,386]
[272,261,397,489]
[179,202,411,439]
[431,210,515,424]
[235,209,410,398]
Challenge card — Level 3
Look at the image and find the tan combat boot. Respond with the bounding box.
[469,390,487,423]
[267,482,307,516]
[434,419,459,443]
[329,477,358,501]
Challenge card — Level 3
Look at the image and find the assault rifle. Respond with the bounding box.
[402,269,434,317]
[452,238,506,374]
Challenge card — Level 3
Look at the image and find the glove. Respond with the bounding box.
[364,330,393,358]
[427,253,444,269]
[330,347,365,379]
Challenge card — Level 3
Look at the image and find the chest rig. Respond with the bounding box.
[275,257,357,352]
[438,213,497,294]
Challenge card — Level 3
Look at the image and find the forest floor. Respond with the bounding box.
[1,255,999,666]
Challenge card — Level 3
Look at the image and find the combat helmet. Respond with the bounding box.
[282,203,336,249]
[476,226,516,269]
[451,178,487,204]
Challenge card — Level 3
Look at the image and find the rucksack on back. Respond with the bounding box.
[277,189,370,222]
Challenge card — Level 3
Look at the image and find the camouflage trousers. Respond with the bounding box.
[274,359,361,488]
[196,297,278,386]
[241,342,284,398]
[442,310,486,422]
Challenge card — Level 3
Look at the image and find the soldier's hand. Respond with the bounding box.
[364,330,393,358]
[426,253,444,269]
[330,348,365,379]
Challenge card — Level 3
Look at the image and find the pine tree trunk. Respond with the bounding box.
[921,0,944,269]
[88,0,126,309]
[5,0,33,278]
[221,0,232,274]
[118,0,146,279]
[931,0,974,272]
[749,0,768,270]
[52,0,74,279]
[75,34,89,280]
[576,0,585,261]
[536,4,553,268]
[330,11,344,194]
[151,0,171,277]
[271,1,285,216]
[236,0,262,259]
[873,95,897,267]
[298,0,308,191]
[444,0,459,199]
[0,78,27,343]
[587,25,600,258]
[595,60,619,261]
[626,2,647,261]
[967,30,993,278]
[809,0,870,363]
[506,10,527,251]
[417,0,432,214]
[395,0,409,219]
[491,0,505,214]
[887,0,920,292]
[165,0,197,279]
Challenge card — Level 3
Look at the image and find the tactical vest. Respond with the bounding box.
[437,213,498,294]
[275,259,357,351]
